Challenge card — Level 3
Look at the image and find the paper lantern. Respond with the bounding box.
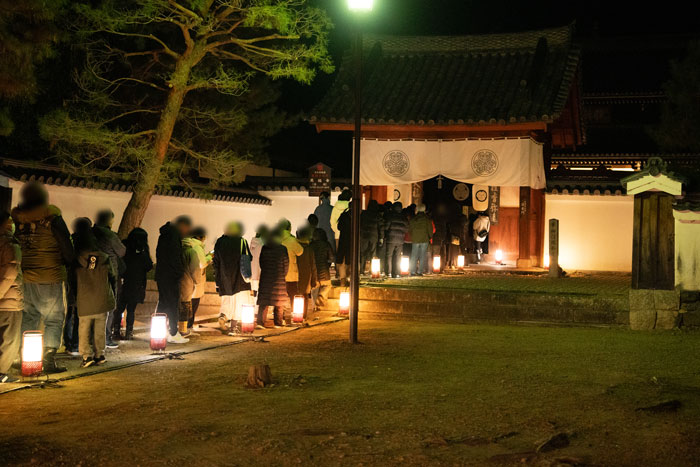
[21,331,43,377]
[457,255,465,268]
[241,304,256,333]
[495,249,504,265]
[370,257,381,278]
[292,295,305,324]
[400,256,410,276]
[150,313,168,352]
[432,255,441,273]
[339,291,350,316]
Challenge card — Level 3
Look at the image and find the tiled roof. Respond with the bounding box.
[0,158,271,206]
[547,165,627,195]
[247,176,351,193]
[308,24,580,126]
[551,152,700,168]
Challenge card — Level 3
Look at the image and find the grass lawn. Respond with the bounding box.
[1,320,699,466]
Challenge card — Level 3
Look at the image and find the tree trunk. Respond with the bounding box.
[245,364,272,388]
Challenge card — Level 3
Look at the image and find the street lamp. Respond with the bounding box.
[348,0,373,344]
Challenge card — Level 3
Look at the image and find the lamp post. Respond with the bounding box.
[347,0,373,344]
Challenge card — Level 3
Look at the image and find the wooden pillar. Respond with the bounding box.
[517,187,545,268]
[631,192,675,290]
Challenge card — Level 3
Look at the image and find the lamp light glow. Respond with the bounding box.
[339,291,350,316]
[21,331,43,377]
[347,0,374,11]
[370,257,381,278]
[292,295,305,324]
[241,304,256,333]
[400,256,410,275]
[150,313,168,352]
[495,249,504,265]
[457,255,465,268]
[432,255,441,273]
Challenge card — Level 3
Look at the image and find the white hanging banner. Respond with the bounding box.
[359,137,545,189]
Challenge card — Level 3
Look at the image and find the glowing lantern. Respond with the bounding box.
[457,255,465,268]
[432,255,441,273]
[495,249,504,265]
[400,256,410,276]
[370,257,381,278]
[241,304,256,333]
[339,291,350,316]
[150,313,168,352]
[21,331,43,377]
[292,295,305,324]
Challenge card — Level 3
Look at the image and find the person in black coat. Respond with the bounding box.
[213,222,252,332]
[336,203,352,286]
[384,202,409,278]
[114,228,153,340]
[360,200,383,275]
[256,230,289,327]
[155,216,191,341]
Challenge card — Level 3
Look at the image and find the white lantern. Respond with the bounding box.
[21,331,43,377]
[348,0,374,11]
[457,255,465,268]
[339,291,350,316]
[370,257,381,279]
[241,304,256,333]
[150,313,168,352]
[495,249,504,265]
[400,256,410,276]
[292,295,305,324]
[432,255,441,273]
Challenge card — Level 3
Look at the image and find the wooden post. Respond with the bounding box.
[517,187,531,268]
[548,218,560,278]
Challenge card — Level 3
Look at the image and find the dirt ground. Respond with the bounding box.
[1,319,700,466]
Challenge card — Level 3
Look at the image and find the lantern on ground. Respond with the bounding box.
[370,257,381,279]
[432,255,441,273]
[339,291,350,316]
[400,256,410,276]
[21,331,43,377]
[457,255,465,269]
[495,249,504,265]
[292,295,305,324]
[150,313,168,352]
[241,304,256,333]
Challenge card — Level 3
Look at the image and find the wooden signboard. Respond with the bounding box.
[308,163,332,197]
[548,218,560,277]
[488,186,500,225]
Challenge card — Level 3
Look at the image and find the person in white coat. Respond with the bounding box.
[472,213,491,263]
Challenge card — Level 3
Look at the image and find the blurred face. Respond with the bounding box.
[177,222,191,237]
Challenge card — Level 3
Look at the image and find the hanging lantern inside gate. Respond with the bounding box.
[21,331,43,377]
[292,295,305,324]
[495,249,504,265]
[241,304,256,333]
[432,255,441,273]
[400,256,410,276]
[457,255,465,269]
[370,257,381,279]
[150,313,168,352]
[339,291,350,316]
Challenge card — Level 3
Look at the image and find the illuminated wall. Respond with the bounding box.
[544,194,634,272]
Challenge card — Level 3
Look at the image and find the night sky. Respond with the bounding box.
[267,0,700,176]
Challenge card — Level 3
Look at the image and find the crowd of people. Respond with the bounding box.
[0,182,491,383]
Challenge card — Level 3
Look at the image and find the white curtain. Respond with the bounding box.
[359,137,545,189]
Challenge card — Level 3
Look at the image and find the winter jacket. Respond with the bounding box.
[183,237,211,299]
[384,211,409,245]
[280,230,303,282]
[310,239,334,282]
[75,250,115,317]
[213,234,251,296]
[314,198,335,247]
[155,222,184,282]
[336,208,352,264]
[122,244,153,304]
[297,240,318,295]
[360,208,384,242]
[11,204,74,283]
[473,215,491,242]
[330,200,349,237]
[179,239,203,302]
[93,225,126,277]
[257,243,289,308]
[0,232,23,311]
[409,212,433,244]
[250,236,264,282]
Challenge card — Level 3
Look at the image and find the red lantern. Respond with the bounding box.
[292,295,305,324]
[150,314,168,352]
[21,331,43,377]
[241,304,256,333]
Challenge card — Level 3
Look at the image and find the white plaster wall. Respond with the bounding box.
[674,211,700,291]
[544,194,634,271]
[9,180,338,253]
